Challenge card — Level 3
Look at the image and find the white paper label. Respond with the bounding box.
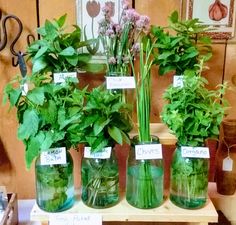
[84,147,112,159]
[181,146,210,158]
[223,157,233,171]
[135,144,162,160]
[106,76,135,89]
[21,83,28,96]
[53,72,77,83]
[49,213,102,225]
[40,147,67,165]
[173,75,184,87]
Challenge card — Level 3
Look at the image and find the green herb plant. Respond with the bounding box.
[27,14,102,74]
[151,11,212,76]
[3,73,85,211]
[161,60,228,208]
[80,85,133,208]
[127,40,163,208]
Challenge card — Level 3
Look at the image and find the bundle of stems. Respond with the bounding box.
[129,41,159,208]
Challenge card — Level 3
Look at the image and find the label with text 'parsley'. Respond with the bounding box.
[49,213,102,225]
[40,147,67,165]
[84,147,112,159]
[173,75,184,87]
[53,72,77,83]
[181,146,210,158]
[106,76,135,89]
[135,144,162,160]
[223,157,233,171]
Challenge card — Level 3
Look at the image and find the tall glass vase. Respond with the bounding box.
[215,119,236,195]
[35,150,74,212]
[81,147,119,208]
[126,135,164,209]
[170,146,209,209]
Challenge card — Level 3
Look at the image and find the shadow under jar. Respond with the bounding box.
[126,135,164,209]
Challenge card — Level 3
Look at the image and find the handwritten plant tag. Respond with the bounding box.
[84,147,111,159]
[0,186,8,210]
[21,83,28,96]
[181,146,210,158]
[49,213,102,225]
[222,157,233,171]
[53,72,77,83]
[173,75,184,88]
[135,144,162,160]
[40,147,67,165]
[106,76,135,89]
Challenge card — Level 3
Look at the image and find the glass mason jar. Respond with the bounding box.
[170,146,209,209]
[35,150,74,212]
[215,119,236,195]
[81,147,119,208]
[126,135,164,209]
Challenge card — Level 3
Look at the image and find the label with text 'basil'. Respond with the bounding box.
[40,147,67,165]
[181,146,210,158]
[135,144,162,160]
[53,72,77,83]
[173,75,184,88]
[49,213,102,225]
[84,147,112,159]
[106,76,135,89]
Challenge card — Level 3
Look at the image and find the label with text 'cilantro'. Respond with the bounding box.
[84,147,111,159]
[53,72,77,83]
[106,76,135,89]
[40,147,67,165]
[181,146,210,158]
[135,144,162,160]
[49,213,102,225]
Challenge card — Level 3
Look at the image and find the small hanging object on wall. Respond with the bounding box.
[0,8,35,77]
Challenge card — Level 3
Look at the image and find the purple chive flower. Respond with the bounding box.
[136,15,150,31]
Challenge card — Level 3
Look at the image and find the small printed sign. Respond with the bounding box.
[49,213,102,225]
[173,75,184,88]
[53,72,77,83]
[223,157,233,171]
[135,144,162,160]
[84,147,112,159]
[181,146,210,158]
[21,83,28,96]
[40,147,67,165]
[106,76,135,89]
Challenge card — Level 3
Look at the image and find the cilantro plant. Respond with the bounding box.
[3,73,86,169]
[27,14,102,74]
[151,11,212,75]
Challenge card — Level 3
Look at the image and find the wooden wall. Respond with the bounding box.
[0,0,236,200]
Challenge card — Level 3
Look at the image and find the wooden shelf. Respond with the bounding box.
[129,123,177,145]
[30,194,218,225]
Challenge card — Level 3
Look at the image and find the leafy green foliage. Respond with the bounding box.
[161,65,228,147]
[151,11,212,75]
[3,73,86,169]
[27,14,98,74]
[79,86,133,152]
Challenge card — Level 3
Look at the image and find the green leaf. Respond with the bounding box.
[108,126,123,145]
[56,14,67,27]
[169,11,179,23]
[65,55,78,66]
[25,137,40,169]
[17,109,39,140]
[32,57,47,74]
[59,47,76,56]
[27,87,45,105]
[7,87,22,107]
[93,117,110,136]
[34,46,48,59]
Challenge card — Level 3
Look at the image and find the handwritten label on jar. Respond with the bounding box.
[40,147,67,165]
[135,144,162,160]
[181,146,210,158]
[49,213,102,225]
[53,72,77,83]
[173,75,184,88]
[84,147,111,159]
[106,76,135,89]
[223,157,233,171]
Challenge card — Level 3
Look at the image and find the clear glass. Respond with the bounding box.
[216,119,236,195]
[35,151,74,212]
[126,135,164,209]
[81,149,119,208]
[170,146,209,209]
